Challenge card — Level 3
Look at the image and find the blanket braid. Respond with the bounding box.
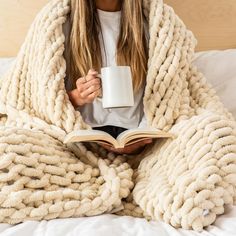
[0,0,235,231]
[0,126,134,224]
[117,109,236,231]
[0,0,134,224]
[0,0,89,133]
[116,0,236,231]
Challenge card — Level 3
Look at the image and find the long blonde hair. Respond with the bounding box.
[67,0,148,93]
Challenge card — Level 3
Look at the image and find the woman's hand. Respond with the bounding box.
[100,138,153,155]
[68,69,102,107]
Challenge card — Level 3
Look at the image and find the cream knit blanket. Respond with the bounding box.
[0,0,235,231]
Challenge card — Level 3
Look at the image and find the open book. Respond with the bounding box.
[64,127,175,149]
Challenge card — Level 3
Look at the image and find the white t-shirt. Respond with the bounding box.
[63,9,147,129]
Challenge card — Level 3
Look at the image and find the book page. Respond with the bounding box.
[64,129,119,147]
[121,137,153,146]
[116,127,175,146]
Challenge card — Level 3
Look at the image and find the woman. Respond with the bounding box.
[63,0,152,155]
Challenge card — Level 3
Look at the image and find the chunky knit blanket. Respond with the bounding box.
[0,0,235,231]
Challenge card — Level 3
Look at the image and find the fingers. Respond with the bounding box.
[76,78,101,94]
[88,68,98,76]
[80,81,101,98]
[83,78,101,90]
[76,68,99,85]
[142,138,153,144]
[74,68,102,104]
[76,75,100,87]
[84,69,99,83]
[85,90,101,103]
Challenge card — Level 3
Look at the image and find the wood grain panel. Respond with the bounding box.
[0,0,236,56]
[165,0,236,51]
[0,0,49,57]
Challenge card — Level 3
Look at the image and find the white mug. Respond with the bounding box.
[97,66,134,109]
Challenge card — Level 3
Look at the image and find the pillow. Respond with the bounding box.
[0,50,235,118]
[0,57,15,77]
[193,49,236,118]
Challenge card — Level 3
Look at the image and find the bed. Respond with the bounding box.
[0,0,235,235]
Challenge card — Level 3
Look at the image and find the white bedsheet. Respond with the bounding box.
[0,205,235,236]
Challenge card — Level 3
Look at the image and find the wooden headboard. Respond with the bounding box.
[0,0,236,57]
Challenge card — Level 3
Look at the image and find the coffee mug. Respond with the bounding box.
[97,66,134,109]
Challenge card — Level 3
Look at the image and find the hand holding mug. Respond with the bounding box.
[68,69,102,107]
